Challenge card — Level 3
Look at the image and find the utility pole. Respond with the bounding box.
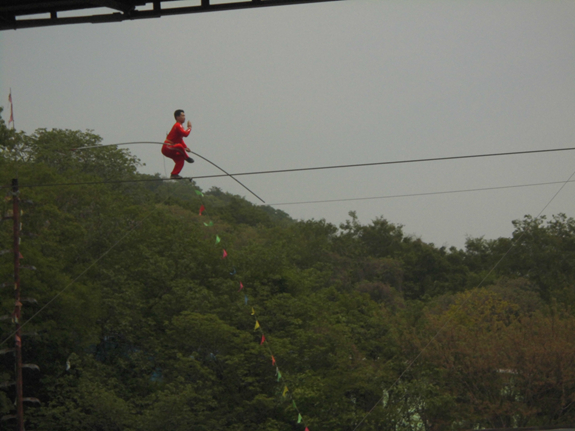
[1,179,40,429]
[12,178,24,431]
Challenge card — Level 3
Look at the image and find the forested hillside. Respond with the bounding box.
[1,113,574,430]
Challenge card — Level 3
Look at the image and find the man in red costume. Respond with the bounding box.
[162,109,194,179]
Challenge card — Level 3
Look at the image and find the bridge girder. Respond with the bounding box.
[0,0,342,31]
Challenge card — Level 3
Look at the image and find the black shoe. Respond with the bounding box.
[170,174,183,179]
[186,157,194,163]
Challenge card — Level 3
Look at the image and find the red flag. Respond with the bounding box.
[199,205,205,216]
[271,355,276,366]
[222,249,227,259]
[8,90,14,126]
[260,334,266,345]
[305,428,310,431]
[239,282,244,291]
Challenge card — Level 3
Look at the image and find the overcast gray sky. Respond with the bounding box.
[1,0,574,248]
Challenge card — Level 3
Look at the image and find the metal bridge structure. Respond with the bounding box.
[0,0,342,31]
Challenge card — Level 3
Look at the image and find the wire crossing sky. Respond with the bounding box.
[1,0,574,247]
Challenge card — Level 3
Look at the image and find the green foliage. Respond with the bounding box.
[1,114,575,430]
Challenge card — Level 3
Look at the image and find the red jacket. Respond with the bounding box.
[165,122,191,146]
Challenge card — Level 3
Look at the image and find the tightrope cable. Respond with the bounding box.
[73,142,265,203]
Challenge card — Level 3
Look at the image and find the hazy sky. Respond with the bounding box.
[1,0,574,248]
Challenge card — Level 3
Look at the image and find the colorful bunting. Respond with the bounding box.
[193,184,311,421]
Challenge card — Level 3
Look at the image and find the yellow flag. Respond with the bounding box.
[254,321,260,330]
[282,386,289,397]
[251,307,255,315]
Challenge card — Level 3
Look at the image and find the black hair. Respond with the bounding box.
[174,109,185,120]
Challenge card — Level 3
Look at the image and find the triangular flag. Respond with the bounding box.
[195,190,204,197]
[297,413,302,424]
[240,282,244,291]
[199,205,205,215]
[230,268,237,276]
[254,321,260,330]
[244,295,248,305]
[203,221,213,227]
[271,355,276,366]
[282,386,289,397]
[292,400,297,409]
[305,428,310,431]
[215,235,221,244]
[260,334,266,345]
[277,368,282,381]
[8,89,14,126]
[222,249,227,259]
[251,307,255,315]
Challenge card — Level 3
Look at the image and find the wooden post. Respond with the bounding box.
[12,178,24,431]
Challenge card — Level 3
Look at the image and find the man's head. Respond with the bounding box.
[174,109,185,123]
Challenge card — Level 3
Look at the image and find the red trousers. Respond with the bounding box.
[162,143,188,175]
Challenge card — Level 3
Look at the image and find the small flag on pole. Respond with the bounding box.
[8,89,14,127]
